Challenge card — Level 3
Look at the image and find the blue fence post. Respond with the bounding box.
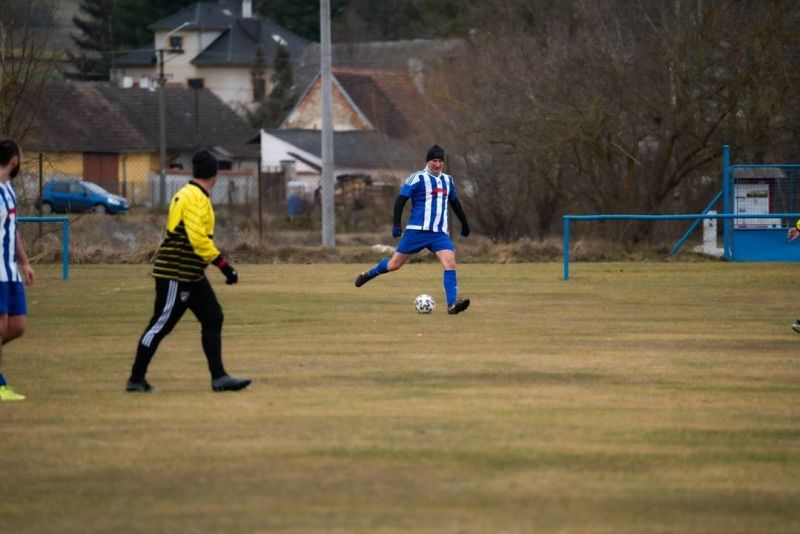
[19,216,69,281]
[722,145,732,260]
[61,219,69,281]
[563,216,571,281]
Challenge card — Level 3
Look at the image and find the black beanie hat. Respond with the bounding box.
[192,149,218,179]
[426,144,445,162]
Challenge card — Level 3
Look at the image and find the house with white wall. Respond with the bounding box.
[260,129,418,199]
[113,1,309,113]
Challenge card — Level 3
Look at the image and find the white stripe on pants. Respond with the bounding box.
[141,280,178,348]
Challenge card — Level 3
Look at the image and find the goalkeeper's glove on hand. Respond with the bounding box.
[212,255,238,285]
[461,223,471,237]
[392,226,403,238]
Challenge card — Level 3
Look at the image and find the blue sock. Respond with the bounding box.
[368,257,390,278]
[443,270,458,307]
[0,374,6,386]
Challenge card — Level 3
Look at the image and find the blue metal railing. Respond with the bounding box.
[19,216,69,280]
[562,212,800,281]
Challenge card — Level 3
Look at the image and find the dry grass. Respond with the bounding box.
[1,262,799,532]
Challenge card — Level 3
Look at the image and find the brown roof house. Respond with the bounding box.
[262,66,446,203]
[281,67,440,139]
[23,82,258,206]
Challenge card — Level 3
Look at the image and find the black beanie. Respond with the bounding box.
[192,149,218,179]
[426,144,445,162]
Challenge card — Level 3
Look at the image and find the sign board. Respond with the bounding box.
[734,183,780,228]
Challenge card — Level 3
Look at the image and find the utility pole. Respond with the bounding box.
[158,48,167,208]
[320,0,335,247]
[156,22,190,208]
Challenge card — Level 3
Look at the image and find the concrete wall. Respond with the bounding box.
[202,67,260,111]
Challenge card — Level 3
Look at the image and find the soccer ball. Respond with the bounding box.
[414,294,436,314]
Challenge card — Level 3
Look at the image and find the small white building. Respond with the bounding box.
[260,129,418,199]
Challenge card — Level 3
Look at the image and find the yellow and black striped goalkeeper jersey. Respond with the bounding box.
[152,181,221,282]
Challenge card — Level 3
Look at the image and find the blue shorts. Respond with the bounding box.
[0,281,27,316]
[396,229,455,255]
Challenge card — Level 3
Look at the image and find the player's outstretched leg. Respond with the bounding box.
[443,269,470,315]
[355,257,390,287]
[448,299,470,315]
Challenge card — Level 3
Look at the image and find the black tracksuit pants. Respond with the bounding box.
[130,276,226,381]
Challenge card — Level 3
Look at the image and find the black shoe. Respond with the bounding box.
[355,271,375,287]
[126,379,156,392]
[447,298,471,315]
[212,375,252,392]
[793,320,800,334]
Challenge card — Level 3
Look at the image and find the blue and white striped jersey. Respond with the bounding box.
[0,181,21,283]
[400,169,459,233]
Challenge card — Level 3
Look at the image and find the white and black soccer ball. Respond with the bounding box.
[414,294,436,314]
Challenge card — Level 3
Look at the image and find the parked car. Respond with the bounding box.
[37,180,129,215]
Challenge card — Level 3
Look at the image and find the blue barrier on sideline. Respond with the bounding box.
[19,216,69,281]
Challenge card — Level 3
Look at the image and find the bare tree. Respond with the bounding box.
[438,0,800,242]
[0,0,58,142]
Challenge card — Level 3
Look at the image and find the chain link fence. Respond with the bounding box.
[14,152,399,232]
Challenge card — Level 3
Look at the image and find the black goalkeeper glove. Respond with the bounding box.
[461,223,471,237]
[212,255,238,285]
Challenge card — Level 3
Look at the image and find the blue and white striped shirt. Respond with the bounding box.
[0,181,20,283]
[400,169,459,233]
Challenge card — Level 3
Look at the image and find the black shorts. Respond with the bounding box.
[140,277,222,348]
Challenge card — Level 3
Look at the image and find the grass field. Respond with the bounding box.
[2,262,799,532]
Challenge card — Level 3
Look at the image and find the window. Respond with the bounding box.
[252,78,266,102]
[69,183,86,195]
[169,36,183,52]
[188,78,204,89]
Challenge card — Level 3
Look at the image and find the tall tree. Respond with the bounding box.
[440,0,800,242]
[256,0,470,42]
[332,0,469,42]
[0,0,59,141]
[69,0,195,81]
[257,0,348,41]
[245,43,295,129]
[69,0,114,80]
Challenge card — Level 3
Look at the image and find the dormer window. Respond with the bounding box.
[169,36,183,52]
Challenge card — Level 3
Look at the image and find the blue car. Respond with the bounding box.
[37,180,130,215]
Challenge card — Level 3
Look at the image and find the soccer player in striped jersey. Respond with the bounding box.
[127,149,250,392]
[0,140,35,401]
[355,145,471,314]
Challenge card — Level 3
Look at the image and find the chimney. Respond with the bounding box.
[242,0,253,18]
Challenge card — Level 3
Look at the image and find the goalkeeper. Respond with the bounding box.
[127,149,250,392]
[355,145,471,315]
